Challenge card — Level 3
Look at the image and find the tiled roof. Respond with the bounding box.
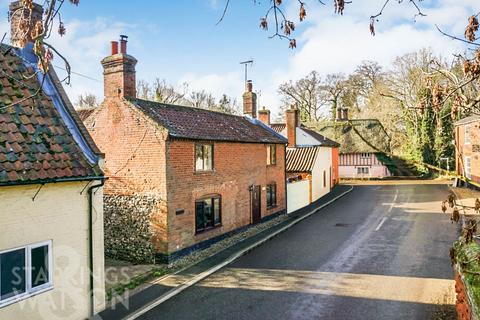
[286,146,319,172]
[271,123,286,133]
[454,115,480,126]
[299,127,340,147]
[309,119,390,154]
[0,45,103,185]
[128,98,287,144]
[77,108,96,121]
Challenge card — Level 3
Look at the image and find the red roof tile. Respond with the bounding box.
[0,45,102,185]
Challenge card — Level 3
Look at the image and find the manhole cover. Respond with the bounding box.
[335,223,350,227]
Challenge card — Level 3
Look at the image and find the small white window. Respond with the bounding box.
[465,125,471,145]
[357,167,369,175]
[465,156,472,179]
[0,240,53,307]
[360,153,370,159]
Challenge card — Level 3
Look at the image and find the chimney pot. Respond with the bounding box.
[120,35,128,54]
[246,80,253,92]
[242,80,257,118]
[111,41,119,55]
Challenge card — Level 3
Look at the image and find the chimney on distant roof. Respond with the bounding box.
[286,104,300,147]
[242,80,257,118]
[258,106,270,126]
[101,35,137,100]
[335,107,342,121]
[9,1,43,48]
[336,107,349,121]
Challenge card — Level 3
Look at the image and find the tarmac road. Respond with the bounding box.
[140,183,458,320]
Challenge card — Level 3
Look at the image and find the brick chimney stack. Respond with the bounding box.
[9,1,43,48]
[242,80,257,118]
[258,107,270,126]
[336,107,349,121]
[101,35,137,100]
[286,105,300,147]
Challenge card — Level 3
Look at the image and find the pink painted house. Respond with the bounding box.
[308,108,393,179]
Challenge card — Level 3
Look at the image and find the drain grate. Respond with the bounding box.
[335,223,350,227]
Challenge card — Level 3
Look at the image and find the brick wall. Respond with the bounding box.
[83,100,169,253]
[455,271,474,320]
[84,100,287,257]
[165,140,286,253]
[456,121,480,183]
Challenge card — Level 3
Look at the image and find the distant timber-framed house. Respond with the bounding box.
[308,108,393,179]
[81,37,287,262]
[0,2,106,319]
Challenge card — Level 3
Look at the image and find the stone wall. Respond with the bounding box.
[104,194,163,264]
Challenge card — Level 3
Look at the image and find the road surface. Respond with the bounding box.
[140,183,458,320]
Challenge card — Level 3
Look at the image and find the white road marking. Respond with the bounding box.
[375,217,388,231]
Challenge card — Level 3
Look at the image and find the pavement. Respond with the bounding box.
[97,185,353,320]
[134,183,459,320]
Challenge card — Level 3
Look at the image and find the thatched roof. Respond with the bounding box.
[307,119,391,154]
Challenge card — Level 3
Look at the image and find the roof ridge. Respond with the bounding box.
[128,97,245,119]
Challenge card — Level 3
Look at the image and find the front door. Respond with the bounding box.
[251,185,261,224]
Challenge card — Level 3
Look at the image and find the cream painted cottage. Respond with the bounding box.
[0,2,106,319]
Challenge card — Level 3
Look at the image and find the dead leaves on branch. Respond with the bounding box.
[13,0,80,77]
[465,15,479,42]
[334,0,346,15]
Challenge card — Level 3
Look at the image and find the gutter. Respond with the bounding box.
[88,178,106,319]
[0,176,104,187]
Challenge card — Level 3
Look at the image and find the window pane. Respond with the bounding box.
[214,198,221,225]
[1,249,26,300]
[204,145,213,170]
[195,145,204,171]
[195,202,205,231]
[204,199,213,228]
[271,146,276,164]
[266,145,271,165]
[272,185,276,206]
[31,245,49,288]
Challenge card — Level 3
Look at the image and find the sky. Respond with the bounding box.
[0,0,477,118]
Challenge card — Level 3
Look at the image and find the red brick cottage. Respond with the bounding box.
[82,37,287,262]
[455,115,480,184]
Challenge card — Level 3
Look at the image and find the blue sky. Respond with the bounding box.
[0,0,477,117]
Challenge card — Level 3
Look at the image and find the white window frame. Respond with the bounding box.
[465,156,472,179]
[0,240,53,308]
[357,167,370,175]
[465,125,472,145]
[360,153,371,159]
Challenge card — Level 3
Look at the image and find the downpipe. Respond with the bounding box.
[87,178,105,319]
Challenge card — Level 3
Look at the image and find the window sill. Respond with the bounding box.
[267,205,278,210]
[0,285,53,309]
[266,164,277,167]
[194,170,215,175]
[195,224,222,235]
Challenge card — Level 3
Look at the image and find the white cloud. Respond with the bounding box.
[178,71,243,100]
[46,18,132,103]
